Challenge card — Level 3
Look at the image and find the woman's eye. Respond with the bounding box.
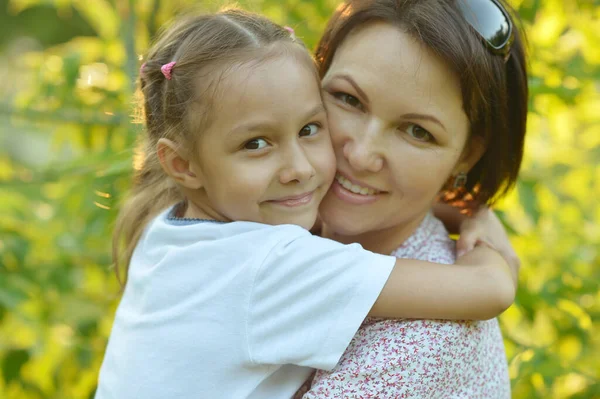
[406,124,435,143]
[334,92,363,110]
[244,138,268,150]
[299,123,320,137]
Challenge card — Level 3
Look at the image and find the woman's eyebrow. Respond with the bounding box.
[403,112,447,132]
[330,74,370,103]
[329,74,447,132]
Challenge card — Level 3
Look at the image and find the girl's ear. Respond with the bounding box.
[452,135,486,176]
[157,138,203,189]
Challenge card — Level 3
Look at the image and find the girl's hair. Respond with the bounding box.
[315,0,528,208]
[113,8,312,284]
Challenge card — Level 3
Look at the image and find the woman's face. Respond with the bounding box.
[319,22,482,250]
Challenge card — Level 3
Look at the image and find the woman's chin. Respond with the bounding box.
[319,208,372,238]
[318,191,373,236]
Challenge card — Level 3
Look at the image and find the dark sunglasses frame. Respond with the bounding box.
[457,0,515,61]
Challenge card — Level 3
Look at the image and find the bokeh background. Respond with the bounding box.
[0,0,598,398]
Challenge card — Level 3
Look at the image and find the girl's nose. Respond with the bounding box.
[280,146,316,184]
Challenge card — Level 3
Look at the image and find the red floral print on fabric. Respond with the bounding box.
[304,213,511,399]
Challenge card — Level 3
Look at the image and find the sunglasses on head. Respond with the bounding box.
[457,0,514,61]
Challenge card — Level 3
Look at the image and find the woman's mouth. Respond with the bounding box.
[331,173,383,205]
[335,174,381,195]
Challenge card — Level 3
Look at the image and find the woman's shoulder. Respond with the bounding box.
[422,214,457,263]
[391,213,456,264]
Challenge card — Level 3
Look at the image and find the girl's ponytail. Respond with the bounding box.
[112,146,182,285]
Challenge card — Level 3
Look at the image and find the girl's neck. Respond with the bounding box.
[181,198,228,222]
[321,211,429,255]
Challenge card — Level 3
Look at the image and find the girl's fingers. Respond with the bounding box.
[456,207,521,276]
[456,215,482,257]
[456,232,476,258]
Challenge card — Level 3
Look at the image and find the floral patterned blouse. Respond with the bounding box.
[304,213,511,399]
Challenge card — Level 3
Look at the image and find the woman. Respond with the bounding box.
[304,0,527,397]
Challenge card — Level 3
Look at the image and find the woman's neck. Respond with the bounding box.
[321,211,429,255]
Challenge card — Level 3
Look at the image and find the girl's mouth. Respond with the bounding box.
[268,191,315,207]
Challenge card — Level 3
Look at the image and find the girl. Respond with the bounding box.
[303,0,528,397]
[95,8,517,399]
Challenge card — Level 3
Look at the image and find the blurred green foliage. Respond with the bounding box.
[0,0,598,398]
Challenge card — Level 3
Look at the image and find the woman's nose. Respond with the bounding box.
[342,123,384,173]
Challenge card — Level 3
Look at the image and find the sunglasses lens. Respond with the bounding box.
[458,0,511,50]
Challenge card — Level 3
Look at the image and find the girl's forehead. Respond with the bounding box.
[209,48,318,96]
[200,55,324,137]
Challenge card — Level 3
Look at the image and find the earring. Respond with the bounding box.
[453,172,467,189]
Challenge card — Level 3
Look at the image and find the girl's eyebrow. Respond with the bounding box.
[227,104,326,138]
[328,74,370,103]
[302,103,327,121]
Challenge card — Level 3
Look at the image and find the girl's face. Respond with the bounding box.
[188,54,336,230]
[319,23,482,251]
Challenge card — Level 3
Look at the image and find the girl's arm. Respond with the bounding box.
[368,244,515,320]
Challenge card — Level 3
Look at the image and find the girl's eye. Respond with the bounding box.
[333,92,363,110]
[244,138,268,150]
[299,123,320,137]
[406,124,435,143]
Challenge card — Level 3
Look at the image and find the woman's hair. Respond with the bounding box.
[113,8,312,284]
[315,0,528,208]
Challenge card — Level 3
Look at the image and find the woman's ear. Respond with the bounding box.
[157,138,203,189]
[453,135,486,176]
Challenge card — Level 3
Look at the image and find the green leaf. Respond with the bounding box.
[0,276,30,309]
[2,349,30,384]
[517,179,541,224]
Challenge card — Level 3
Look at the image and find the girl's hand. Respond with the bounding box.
[457,207,520,285]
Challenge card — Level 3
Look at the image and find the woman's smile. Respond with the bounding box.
[331,172,385,205]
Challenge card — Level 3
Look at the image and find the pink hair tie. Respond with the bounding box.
[161,61,176,80]
[140,62,147,76]
[284,26,296,40]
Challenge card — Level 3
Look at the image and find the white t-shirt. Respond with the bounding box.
[95,207,395,399]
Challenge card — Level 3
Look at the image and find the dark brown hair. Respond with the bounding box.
[316,0,528,208]
[113,8,312,284]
